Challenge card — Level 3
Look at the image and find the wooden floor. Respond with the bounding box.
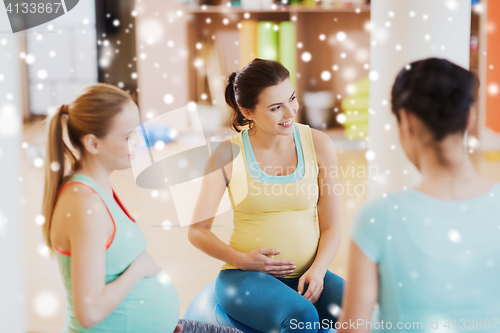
[21,122,500,332]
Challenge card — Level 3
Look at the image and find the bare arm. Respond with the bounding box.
[187,163,244,268]
[187,140,244,267]
[298,129,342,301]
[337,240,379,333]
[310,129,342,271]
[60,185,158,328]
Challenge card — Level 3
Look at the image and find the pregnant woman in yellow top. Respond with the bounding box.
[189,58,344,333]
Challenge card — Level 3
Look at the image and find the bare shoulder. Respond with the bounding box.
[310,128,332,147]
[210,138,235,182]
[56,183,102,212]
[309,128,336,166]
[52,183,112,240]
[211,139,233,166]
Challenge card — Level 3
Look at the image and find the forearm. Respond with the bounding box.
[337,305,372,333]
[337,241,378,333]
[76,264,144,327]
[189,227,243,268]
[311,227,341,272]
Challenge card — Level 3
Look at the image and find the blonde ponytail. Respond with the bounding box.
[42,105,69,252]
[41,83,132,252]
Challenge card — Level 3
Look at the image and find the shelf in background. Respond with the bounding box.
[186,5,370,14]
[178,126,368,151]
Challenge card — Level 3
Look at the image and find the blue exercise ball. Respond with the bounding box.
[184,281,336,333]
[183,281,261,333]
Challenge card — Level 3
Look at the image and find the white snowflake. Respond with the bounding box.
[447,229,462,244]
[365,150,376,161]
[321,71,331,81]
[336,31,346,42]
[37,244,50,258]
[301,52,311,63]
[369,71,379,81]
[34,292,59,317]
[162,220,172,230]
[0,210,7,236]
[0,105,20,137]
[488,83,499,96]
[163,94,174,104]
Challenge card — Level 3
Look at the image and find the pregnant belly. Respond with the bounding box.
[90,272,180,333]
[227,212,320,278]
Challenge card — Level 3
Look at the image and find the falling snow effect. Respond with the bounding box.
[158,272,172,285]
[0,105,20,137]
[0,210,7,237]
[35,215,45,226]
[301,52,312,62]
[488,83,499,96]
[162,220,172,230]
[1,3,496,329]
[37,244,50,258]
[34,291,59,317]
[365,150,376,161]
[50,161,61,172]
[447,230,462,244]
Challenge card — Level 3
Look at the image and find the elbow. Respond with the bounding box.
[188,225,208,249]
[75,306,99,329]
[187,226,199,247]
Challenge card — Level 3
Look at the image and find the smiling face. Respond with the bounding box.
[242,79,298,135]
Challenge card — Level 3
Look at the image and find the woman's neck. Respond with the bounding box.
[416,137,492,199]
[75,158,112,196]
[247,125,294,151]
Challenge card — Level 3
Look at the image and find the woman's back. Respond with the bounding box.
[54,174,179,332]
[352,183,500,331]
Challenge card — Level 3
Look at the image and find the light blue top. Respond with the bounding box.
[242,124,304,184]
[55,174,180,333]
[351,184,500,332]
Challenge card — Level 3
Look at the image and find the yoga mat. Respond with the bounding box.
[341,94,370,111]
[344,112,369,124]
[239,20,257,69]
[340,75,370,140]
[354,76,370,95]
[344,123,369,140]
[257,21,278,61]
[279,21,297,89]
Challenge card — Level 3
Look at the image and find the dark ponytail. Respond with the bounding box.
[225,58,290,132]
[225,72,252,132]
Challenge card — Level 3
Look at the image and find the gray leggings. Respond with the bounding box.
[178,319,244,333]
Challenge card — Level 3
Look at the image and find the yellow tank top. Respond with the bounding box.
[222,123,320,278]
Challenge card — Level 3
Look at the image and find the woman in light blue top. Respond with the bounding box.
[338,58,499,333]
[42,84,182,332]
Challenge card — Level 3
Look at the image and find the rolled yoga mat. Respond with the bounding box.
[278,21,297,88]
[257,21,278,61]
[239,20,257,69]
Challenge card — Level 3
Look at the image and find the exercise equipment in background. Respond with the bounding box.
[339,76,370,140]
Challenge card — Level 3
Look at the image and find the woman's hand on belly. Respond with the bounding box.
[238,248,297,278]
[130,251,161,278]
